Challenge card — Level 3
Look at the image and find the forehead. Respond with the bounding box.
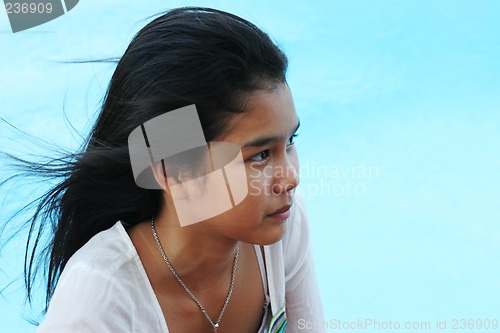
[221,84,298,144]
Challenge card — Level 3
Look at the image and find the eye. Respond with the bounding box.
[249,150,270,162]
[288,133,299,146]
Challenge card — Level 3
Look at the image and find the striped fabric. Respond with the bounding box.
[268,303,287,333]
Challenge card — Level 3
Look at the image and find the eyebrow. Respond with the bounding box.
[242,119,300,149]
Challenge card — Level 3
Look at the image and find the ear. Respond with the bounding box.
[151,160,174,194]
[151,159,188,200]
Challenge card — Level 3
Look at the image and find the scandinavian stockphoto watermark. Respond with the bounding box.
[127,105,379,225]
[297,318,499,331]
[128,105,249,227]
[3,0,78,33]
[300,160,380,197]
[247,160,380,198]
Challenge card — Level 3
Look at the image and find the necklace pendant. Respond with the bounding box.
[214,323,219,329]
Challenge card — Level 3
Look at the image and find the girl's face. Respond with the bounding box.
[203,83,300,245]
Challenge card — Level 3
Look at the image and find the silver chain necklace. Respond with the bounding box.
[151,218,240,332]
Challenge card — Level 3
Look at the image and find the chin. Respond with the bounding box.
[255,223,287,245]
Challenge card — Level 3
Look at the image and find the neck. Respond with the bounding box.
[151,204,240,290]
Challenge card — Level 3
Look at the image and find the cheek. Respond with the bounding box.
[246,164,273,197]
[226,184,266,228]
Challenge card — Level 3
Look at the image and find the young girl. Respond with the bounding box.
[5,7,325,332]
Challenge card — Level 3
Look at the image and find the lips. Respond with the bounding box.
[267,204,292,222]
[271,204,292,215]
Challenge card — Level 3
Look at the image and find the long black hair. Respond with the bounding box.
[0,7,288,315]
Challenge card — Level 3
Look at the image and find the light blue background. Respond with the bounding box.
[1,1,499,332]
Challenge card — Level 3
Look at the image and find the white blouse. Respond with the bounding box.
[37,192,325,332]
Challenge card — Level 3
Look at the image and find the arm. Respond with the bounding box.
[284,191,326,333]
[36,263,130,333]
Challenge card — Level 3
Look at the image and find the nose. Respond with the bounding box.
[272,160,300,195]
